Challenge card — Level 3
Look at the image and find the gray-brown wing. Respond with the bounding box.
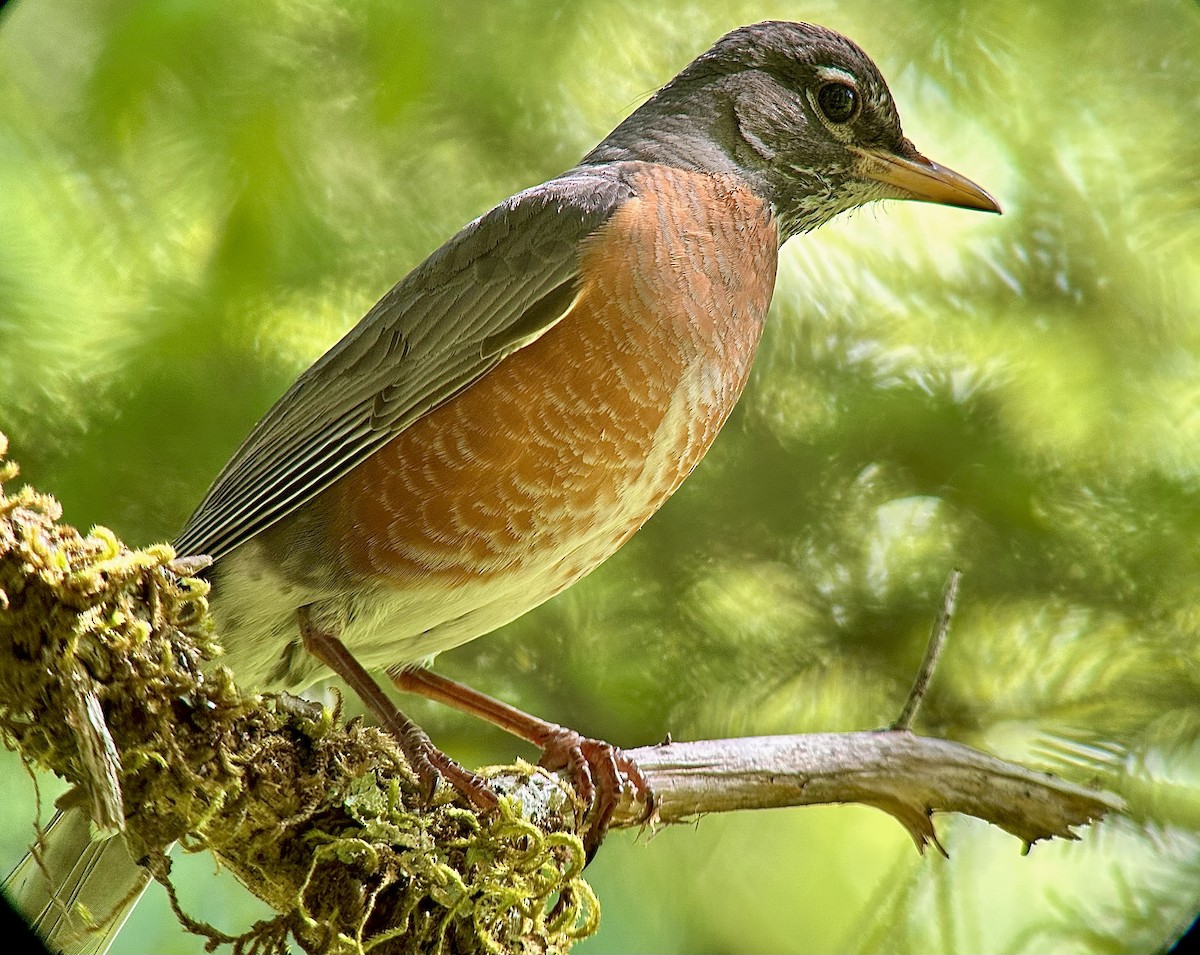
[174,170,636,561]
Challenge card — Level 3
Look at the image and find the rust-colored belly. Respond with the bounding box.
[326,165,777,614]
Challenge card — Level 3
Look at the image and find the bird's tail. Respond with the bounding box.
[4,808,150,955]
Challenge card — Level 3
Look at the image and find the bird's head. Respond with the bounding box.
[585,21,999,238]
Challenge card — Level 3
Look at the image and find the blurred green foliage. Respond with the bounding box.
[2,0,1199,952]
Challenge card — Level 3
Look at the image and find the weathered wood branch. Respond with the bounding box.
[612,731,1119,846]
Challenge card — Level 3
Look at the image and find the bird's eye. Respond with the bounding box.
[816,82,858,123]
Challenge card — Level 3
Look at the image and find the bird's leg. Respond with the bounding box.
[389,665,652,856]
[297,608,497,811]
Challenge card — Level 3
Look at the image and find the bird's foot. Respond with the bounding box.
[401,725,499,812]
[538,727,651,859]
[389,665,653,857]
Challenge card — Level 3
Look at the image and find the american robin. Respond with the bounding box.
[9,20,998,948]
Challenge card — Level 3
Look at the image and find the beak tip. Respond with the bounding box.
[979,190,1003,215]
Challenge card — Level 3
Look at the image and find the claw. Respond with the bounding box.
[539,728,650,861]
[407,733,499,812]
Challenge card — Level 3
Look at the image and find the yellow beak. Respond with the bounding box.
[853,146,1001,214]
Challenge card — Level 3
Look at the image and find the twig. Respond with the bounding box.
[893,569,961,731]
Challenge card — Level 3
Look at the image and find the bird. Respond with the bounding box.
[6,20,999,953]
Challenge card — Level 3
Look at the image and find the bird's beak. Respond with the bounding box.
[852,145,1001,214]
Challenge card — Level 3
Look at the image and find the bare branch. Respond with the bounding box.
[614,731,1120,849]
[893,569,961,731]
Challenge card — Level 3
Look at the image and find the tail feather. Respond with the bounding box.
[4,809,151,955]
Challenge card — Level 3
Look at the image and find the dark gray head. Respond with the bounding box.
[582,21,998,239]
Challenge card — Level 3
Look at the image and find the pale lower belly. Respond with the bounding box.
[209,489,648,691]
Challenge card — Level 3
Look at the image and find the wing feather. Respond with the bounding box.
[174,170,635,560]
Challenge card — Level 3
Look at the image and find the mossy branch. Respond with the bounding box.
[0,434,1121,954]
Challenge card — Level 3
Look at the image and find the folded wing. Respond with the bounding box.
[174,170,635,561]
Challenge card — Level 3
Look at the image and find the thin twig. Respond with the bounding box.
[893,569,961,731]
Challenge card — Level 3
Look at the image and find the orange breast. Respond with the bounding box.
[324,165,778,597]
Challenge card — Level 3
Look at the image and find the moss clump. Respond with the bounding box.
[0,434,597,954]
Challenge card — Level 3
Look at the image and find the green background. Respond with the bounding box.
[2,0,1199,951]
